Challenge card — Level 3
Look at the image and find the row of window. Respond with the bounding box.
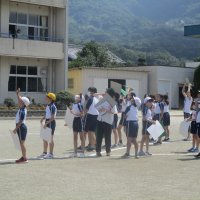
[9,12,48,40]
[8,66,47,92]
[10,12,48,27]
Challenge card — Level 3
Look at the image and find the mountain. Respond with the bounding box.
[69,0,200,65]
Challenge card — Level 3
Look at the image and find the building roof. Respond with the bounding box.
[68,44,126,64]
[69,66,149,73]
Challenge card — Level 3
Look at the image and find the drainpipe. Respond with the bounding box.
[64,0,69,90]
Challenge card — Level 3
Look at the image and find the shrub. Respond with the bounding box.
[4,98,15,108]
[56,91,74,110]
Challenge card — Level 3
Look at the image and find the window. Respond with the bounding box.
[8,66,47,92]
[9,12,48,40]
[68,78,74,89]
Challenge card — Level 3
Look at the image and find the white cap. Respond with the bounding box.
[134,97,141,108]
[75,95,80,100]
[21,97,30,106]
[144,97,153,104]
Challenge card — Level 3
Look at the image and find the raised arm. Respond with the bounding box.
[16,88,22,107]
[182,84,187,97]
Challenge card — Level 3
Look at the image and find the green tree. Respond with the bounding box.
[69,41,111,68]
[194,65,200,91]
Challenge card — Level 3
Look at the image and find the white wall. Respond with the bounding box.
[82,68,148,99]
[0,56,49,104]
[157,66,194,108]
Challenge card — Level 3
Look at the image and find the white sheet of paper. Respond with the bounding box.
[110,81,122,94]
[147,121,165,140]
[64,108,73,128]
[95,94,116,109]
[179,120,190,137]
[9,130,21,151]
[40,126,52,143]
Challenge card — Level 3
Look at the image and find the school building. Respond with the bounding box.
[0,0,68,104]
[68,66,195,109]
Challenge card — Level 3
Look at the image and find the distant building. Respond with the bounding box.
[0,0,68,104]
[68,67,148,100]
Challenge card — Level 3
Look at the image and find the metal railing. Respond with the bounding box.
[0,32,64,43]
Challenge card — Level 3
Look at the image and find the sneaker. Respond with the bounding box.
[118,142,123,147]
[37,152,47,159]
[111,144,118,148]
[153,141,162,145]
[77,146,82,150]
[96,152,102,157]
[145,151,152,156]
[194,148,199,153]
[121,153,130,158]
[138,151,146,156]
[149,138,155,143]
[188,147,195,152]
[183,137,191,141]
[87,146,95,152]
[16,157,28,163]
[69,153,77,158]
[135,155,139,159]
[163,138,170,142]
[194,153,200,158]
[106,153,110,156]
[43,153,54,159]
[78,153,85,158]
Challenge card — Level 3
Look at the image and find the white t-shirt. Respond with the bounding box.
[15,108,27,124]
[86,96,99,115]
[125,105,138,121]
[164,103,170,113]
[121,100,128,112]
[184,97,192,114]
[145,109,152,121]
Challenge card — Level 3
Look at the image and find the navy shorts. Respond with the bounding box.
[17,123,27,141]
[163,112,170,126]
[142,121,151,135]
[196,123,200,137]
[73,117,84,133]
[126,121,138,138]
[112,114,118,129]
[191,121,197,134]
[46,119,56,135]
[153,114,160,121]
[84,114,98,132]
[119,112,126,126]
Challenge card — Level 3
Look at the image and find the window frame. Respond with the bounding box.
[9,12,48,40]
[8,65,47,93]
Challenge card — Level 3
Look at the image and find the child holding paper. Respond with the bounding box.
[138,97,156,156]
[122,94,139,159]
[39,93,57,159]
[70,95,85,158]
[13,89,30,163]
[96,88,116,157]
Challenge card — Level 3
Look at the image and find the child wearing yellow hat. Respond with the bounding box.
[39,92,57,159]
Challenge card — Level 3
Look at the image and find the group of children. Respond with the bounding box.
[13,84,200,163]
